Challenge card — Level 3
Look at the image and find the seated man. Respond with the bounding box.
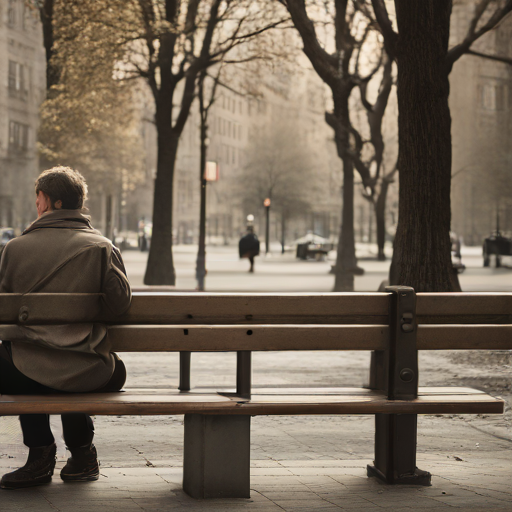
[0,166,131,489]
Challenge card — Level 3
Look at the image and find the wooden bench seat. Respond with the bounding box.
[0,286,510,498]
[0,387,503,416]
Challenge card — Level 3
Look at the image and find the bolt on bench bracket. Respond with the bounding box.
[367,286,431,486]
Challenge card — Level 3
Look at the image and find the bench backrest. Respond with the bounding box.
[0,291,511,352]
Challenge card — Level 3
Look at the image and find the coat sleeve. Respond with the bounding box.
[101,245,132,315]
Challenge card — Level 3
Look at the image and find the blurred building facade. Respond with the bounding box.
[0,0,45,232]
[450,1,512,244]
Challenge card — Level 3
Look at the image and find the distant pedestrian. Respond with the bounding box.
[239,223,260,273]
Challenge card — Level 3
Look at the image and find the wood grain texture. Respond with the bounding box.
[417,293,512,324]
[417,325,512,350]
[108,325,389,352]
[1,292,511,325]
[0,292,390,325]
[117,293,391,325]
[0,387,503,416]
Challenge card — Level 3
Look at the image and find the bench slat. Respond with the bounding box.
[417,325,512,350]
[108,324,512,351]
[108,325,389,351]
[0,387,503,416]
[1,293,511,325]
[0,293,390,325]
[417,293,512,320]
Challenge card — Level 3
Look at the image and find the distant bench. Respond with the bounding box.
[0,287,509,498]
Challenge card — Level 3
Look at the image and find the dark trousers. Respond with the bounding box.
[0,342,125,449]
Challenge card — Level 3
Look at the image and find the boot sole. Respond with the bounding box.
[0,475,52,490]
[61,472,99,482]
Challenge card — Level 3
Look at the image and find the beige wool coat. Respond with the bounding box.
[0,209,132,392]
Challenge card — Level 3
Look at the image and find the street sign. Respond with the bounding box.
[263,198,271,207]
[204,161,219,181]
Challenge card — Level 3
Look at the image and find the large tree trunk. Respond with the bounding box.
[144,125,178,285]
[329,90,361,292]
[391,0,461,292]
[334,158,357,291]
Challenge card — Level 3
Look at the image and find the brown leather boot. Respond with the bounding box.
[0,443,56,489]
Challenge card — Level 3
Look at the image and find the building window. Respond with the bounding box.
[8,61,28,99]
[9,121,29,151]
[8,0,17,26]
[481,83,505,111]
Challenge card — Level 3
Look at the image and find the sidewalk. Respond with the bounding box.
[120,243,512,292]
[1,350,511,511]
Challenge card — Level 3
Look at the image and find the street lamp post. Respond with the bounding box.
[195,134,210,292]
[264,198,271,254]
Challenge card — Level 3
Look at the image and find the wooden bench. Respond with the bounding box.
[0,286,509,498]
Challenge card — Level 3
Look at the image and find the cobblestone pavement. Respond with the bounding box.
[1,349,511,511]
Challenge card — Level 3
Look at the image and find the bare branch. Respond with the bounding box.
[466,48,512,66]
[281,0,339,88]
[447,0,512,68]
[174,0,222,135]
[370,0,397,59]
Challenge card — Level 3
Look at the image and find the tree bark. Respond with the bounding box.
[329,88,361,291]
[334,158,357,291]
[391,0,461,292]
[143,122,178,285]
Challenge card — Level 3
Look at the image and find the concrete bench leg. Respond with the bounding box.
[183,414,251,498]
[367,413,431,485]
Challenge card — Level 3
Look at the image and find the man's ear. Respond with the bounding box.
[54,199,63,210]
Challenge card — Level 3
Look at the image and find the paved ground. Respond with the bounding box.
[1,243,511,511]
[122,243,512,292]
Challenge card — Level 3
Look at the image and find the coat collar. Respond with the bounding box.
[23,210,96,235]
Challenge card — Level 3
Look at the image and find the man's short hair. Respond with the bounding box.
[35,166,88,210]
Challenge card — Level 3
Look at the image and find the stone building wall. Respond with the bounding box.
[0,0,45,233]
[450,1,512,244]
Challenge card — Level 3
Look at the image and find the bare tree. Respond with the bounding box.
[279,0,386,290]
[372,0,512,292]
[128,1,285,284]
[37,1,145,202]
[357,52,396,261]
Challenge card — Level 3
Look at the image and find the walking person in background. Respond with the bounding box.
[239,215,260,273]
[0,166,131,489]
